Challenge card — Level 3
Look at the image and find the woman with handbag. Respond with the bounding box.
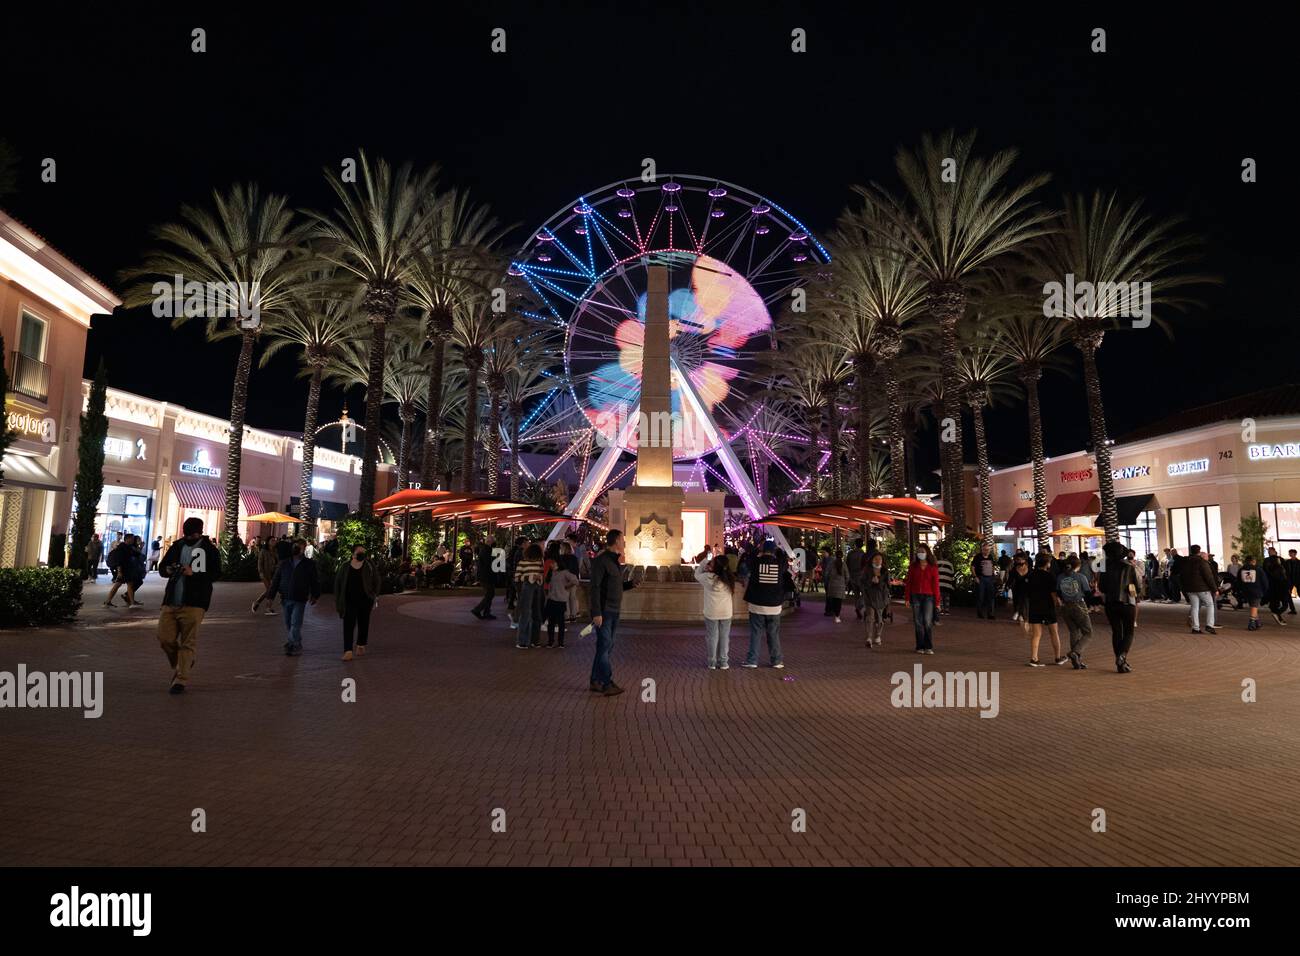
[335,544,382,662]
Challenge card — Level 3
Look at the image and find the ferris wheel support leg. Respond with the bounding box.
[549,403,640,542]
[669,359,794,557]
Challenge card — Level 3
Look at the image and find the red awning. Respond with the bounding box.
[1004,507,1036,530]
[172,480,224,511]
[753,497,950,532]
[240,490,265,516]
[1048,492,1100,518]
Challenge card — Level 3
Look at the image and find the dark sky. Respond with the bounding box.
[3,3,1291,486]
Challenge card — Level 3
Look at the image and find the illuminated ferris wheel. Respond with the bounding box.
[509,174,828,513]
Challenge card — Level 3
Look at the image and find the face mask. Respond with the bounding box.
[871,562,883,571]
[916,552,926,561]
[354,552,365,561]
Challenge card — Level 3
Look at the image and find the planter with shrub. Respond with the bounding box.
[0,568,84,627]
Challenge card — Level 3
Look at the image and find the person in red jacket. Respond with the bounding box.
[903,542,941,654]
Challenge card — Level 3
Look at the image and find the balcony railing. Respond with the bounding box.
[9,351,50,402]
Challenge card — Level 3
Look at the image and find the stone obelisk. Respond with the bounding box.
[623,263,685,567]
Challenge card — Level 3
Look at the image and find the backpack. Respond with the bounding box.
[105,546,122,570]
[1058,573,1084,604]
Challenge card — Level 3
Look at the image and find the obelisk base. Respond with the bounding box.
[620,485,686,568]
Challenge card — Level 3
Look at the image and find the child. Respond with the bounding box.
[544,555,579,648]
[513,543,545,648]
[863,551,891,647]
[694,551,738,669]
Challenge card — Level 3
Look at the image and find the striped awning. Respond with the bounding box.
[172,480,224,511]
[240,489,265,516]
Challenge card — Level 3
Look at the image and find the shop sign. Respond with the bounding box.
[1248,443,1300,460]
[178,447,221,479]
[1060,468,1094,482]
[104,436,147,462]
[1111,464,1150,480]
[310,475,335,492]
[1019,490,1032,501]
[1167,458,1209,476]
[6,411,56,443]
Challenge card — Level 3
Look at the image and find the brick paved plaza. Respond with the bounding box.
[2,579,1298,867]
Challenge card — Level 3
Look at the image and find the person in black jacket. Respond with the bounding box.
[1099,540,1139,673]
[471,535,499,619]
[267,540,321,656]
[1286,549,1300,615]
[741,539,786,668]
[156,518,223,694]
[588,529,634,696]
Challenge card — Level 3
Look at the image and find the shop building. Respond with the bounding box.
[79,385,389,558]
[982,385,1300,560]
[1,210,121,568]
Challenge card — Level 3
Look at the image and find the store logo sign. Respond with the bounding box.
[310,475,335,492]
[1167,458,1209,476]
[1111,464,1150,480]
[1248,443,1300,460]
[178,448,221,478]
[1060,468,1094,482]
[6,411,56,443]
[1019,490,1032,501]
[104,437,147,462]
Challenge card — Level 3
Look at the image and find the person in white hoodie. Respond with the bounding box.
[694,551,738,669]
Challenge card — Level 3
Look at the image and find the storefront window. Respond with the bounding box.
[1119,510,1158,558]
[1169,505,1223,560]
[1259,502,1300,553]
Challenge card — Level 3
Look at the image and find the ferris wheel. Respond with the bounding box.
[509,175,828,518]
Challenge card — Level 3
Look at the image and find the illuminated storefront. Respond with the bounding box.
[983,386,1300,560]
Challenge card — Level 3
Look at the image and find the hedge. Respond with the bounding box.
[0,568,84,627]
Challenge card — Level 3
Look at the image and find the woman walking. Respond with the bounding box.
[1025,552,1065,667]
[863,550,891,647]
[903,543,939,654]
[514,542,545,648]
[1099,539,1139,672]
[694,551,737,668]
[334,543,381,662]
[1009,554,1030,624]
[821,548,847,623]
[251,538,280,615]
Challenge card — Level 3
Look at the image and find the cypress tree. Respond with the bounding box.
[69,361,109,576]
[0,333,13,481]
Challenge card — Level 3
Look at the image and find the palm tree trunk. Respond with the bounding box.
[885,366,906,498]
[224,328,256,548]
[970,399,993,545]
[359,316,387,514]
[486,391,502,493]
[420,335,447,488]
[827,397,842,499]
[930,282,967,533]
[397,403,414,491]
[460,364,481,492]
[1077,333,1119,542]
[298,358,324,539]
[510,403,522,500]
[1023,368,1051,543]
[855,355,871,498]
[806,406,821,500]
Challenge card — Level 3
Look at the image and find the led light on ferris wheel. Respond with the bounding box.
[616,187,636,198]
[535,232,555,241]
[790,232,807,242]
[755,225,770,235]
[536,253,551,262]
[573,203,592,215]
[707,187,727,198]
[664,204,678,212]
[507,265,523,276]
[661,181,682,192]
[709,209,725,218]
[574,226,587,235]
[751,204,770,215]
[617,209,633,218]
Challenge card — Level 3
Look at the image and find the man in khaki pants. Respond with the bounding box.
[156,517,222,694]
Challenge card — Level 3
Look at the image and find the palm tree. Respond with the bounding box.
[980,274,1072,544]
[326,325,427,492]
[766,321,850,500]
[120,183,311,546]
[502,343,556,500]
[820,206,928,497]
[953,322,1021,544]
[258,272,362,536]
[449,298,514,492]
[856,130,1054,532]
[1031,192,1214,541]
[405,189,508,489]
[306,151,440,514]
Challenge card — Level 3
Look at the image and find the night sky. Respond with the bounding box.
[3,4,1290,487]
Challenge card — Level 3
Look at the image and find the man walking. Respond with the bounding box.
[1181,544,1219,634]
[1056,554,1093,668]
[267,540,321,655]
[471,535,498,620]
[741,539,785,669]
[251,538,279,615]
[973,541,998,620]
[156,517,222,694]
[588,529,632,696]
[1262,547,1290,626]
[846,538,866,621]
[1285,549,1300,615]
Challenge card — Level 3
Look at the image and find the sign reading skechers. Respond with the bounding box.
[178,448,221,479]
[1248,443,1300,460]
[1167,458,1209,476]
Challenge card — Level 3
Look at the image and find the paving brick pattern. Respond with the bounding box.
[2,578,1298,866]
